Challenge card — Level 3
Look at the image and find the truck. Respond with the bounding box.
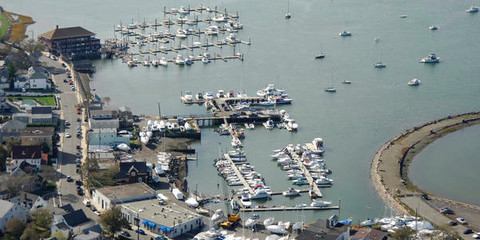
[220,214,240,228]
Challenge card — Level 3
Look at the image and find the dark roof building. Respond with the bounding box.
[38,26,101,60]
[30,106,52,115]
[63,209,90,227]
[351,228,388,240]
[11,145,42,159]
[296,217,349,240]
[116,161,150,184]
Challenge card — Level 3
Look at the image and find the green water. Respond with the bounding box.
[5,0,480,222]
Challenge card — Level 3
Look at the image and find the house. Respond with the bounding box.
[14,67,51,90]
[0,199,28,232]
[20,126,55,155]
[116,161,150,184]
[6,145,43,173]
[73,225,103,240]
[91,182,155,211]
[53,209,94,236]
[0,69,9,89]
[38,26,101,60]
[10,192,47,212]
[9,161,38,175]
[120,199,203,238]
[296,216,349,240]
[87,128,129,147]
[350,228,388,240]
[0,119,27,141]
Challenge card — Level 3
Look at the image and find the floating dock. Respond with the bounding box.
[224,153,254,195]
[291,153,323,198]
[239,206,339,212]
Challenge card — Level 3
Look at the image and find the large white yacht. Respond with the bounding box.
[420,53,440,63]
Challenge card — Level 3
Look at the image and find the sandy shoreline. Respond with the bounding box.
[370,112,480,216]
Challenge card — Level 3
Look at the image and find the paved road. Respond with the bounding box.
[41,56,99,221]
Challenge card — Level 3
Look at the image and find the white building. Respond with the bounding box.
[91,182,155,211]
[6,145,43,173]
[14,66,51,90]
[0,199,28,232]
[10,192,48,213]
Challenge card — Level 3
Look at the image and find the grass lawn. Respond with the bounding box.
[0,13,8,40]
[9,95,57,106]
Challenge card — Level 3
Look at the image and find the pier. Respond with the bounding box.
[291,153,323,198]
[239,206,339,212]
[224,153,254,195]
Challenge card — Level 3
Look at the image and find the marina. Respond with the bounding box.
[238,205,339,212]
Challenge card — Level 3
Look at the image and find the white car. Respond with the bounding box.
[65,133,71,138]
[473,233,480,239]
[456,217,467,225]
[94,210,100,216]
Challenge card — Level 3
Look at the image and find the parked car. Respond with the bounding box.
[75,180,83,186]
[120,231,131,237]
[464,228,473,234]
[457,217,468,225]
[472,232,480,239]
[66,176,73,182]
[77,189,84,196]
[65,133,71,138]
[155,235,165,240]
[448,220,457,226]
[64,121,70,126]
[134,229,145,235]
[420,193,430,200]
[440,207,454,214]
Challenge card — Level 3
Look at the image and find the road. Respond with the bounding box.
[41,55,99,222]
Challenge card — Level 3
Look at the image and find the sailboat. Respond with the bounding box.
[374,36,386,68]
[285,0,292,19]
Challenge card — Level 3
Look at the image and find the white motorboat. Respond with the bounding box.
[216,90,225,98]
[226,33,237,43]
[174,54,186,65]
[324,87,336,93]
[266,225,287,234]
[361,218,378,226]
[231,199,240,210]
[264,217,275,226]
[205,25,219,35]
[400,14,408,18]
[151,59,159,67]
[248,189,270,199]
[159,57,168,67]
[185,198,199,208]
[315,53,325,59]
[342,80,352,84]
[213,15,227,22]
[202,57,210,64]
[310,200,332,207]
[374,62,386,68]
[292,178,308,185]
[211,209,224,221]
[285,12,291,19]
[240,194,252,208]
[183,91,193,103]
[263,119,275,130]
[311,138,325,154]
[175,29,187,39]
[142,60,150,66]
[205,92,214,100]
[466,5,479,13]
[420,53,440,63]
[339,30,352,36]
[408,78,421,86]
[196,93,204,101]
[244,214,260,228]
[315,177,333,185]
[286,119,298,131]
[292,221,303,230]
[429,25,438,30]
[231,138,242,148]
[282,188,300,197]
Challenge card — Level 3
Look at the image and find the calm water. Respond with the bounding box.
[5,0,480,223]
[410,124,480,206]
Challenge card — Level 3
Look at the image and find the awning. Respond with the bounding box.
[142,220,148,225]
[148,221,157,228]
[159,225,172,233]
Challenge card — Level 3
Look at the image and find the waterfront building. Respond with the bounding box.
[0,199,28,232]
[38,25,101,59]
[6,145,44,173]
[91,182,155,211]
[87,128,130,146]
[296,216,349,240]
[14,66,51,90]
[116,161,151,184]
[120,199,203,238]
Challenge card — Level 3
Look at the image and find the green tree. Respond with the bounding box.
[28,208,53,238]
[51,231,67,240]
[1,174,34,197]
[99,207,129,237]
[0,145,7,172]
[391,227,415,240]
[4,218,26,239]
[21,226,40,240]
[20,39,45,58]
[6,63,16,89]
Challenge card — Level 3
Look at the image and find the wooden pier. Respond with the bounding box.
[224,153,254,195]
[239,206,339,212]
[291,153,323,198]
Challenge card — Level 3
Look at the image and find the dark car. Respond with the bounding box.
[75,180,83,186]
[421,193,430,200]
[440,207,454,214]
[66,176,73,182]
[77,189,84,196]
[77,118,81,122]
[448,220,457,226]
[120,231,131,237]
[464,228,473,234]
[134,229,146,235]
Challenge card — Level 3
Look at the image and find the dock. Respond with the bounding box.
[291,153,323,198]
[224,153,254,195]
[239,206,339,212]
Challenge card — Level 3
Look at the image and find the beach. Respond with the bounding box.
[371,112,480,231]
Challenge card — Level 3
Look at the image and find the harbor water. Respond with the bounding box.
[5,0,480,223]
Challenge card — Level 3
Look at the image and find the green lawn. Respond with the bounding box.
[0,13,8,40]
[9,95,57,106]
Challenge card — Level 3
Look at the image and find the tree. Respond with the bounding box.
[28,208,53,238]
[6,63,16,89]
[51,231,67,240]
[5,218,26,239]
[41,142,50,154]
[1,174,34,197]
[20,39,45,58]
[0,145,7,172]
[21,226,40,240]
[99,207,129,237]
[391,227,415,240]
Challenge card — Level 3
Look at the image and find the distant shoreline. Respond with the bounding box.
[370,112,480,215]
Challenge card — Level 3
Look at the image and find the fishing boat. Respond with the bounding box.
[196,93,204,101]
[315,53,325,59]
[182,91,193,103]
[466,5,479,13]
[374,62,387,68]
[324,87,336,93]
[420,53,440,63]
[263,119,275,130]
[282,188,300,197]
[408,78,420,86]
[339,30,352,36]
[429,25,438,30]
[310,200,332,207]
[342,80,352,84]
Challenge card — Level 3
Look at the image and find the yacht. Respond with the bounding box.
[315,53,325,59]
[174,54,186,65]
[159,57,168,67]
[315,177,333,185]
[420,53,440,63]
[408,78,420,86]
[429,25,438,30]
[245,214,260,228]
[339,30,352,36]
[466,5,479,13]
[205,92,214,100]
[248,189,271,199]
[342,80,352,84]
[282,188,300,197]
[216,90,225,98]
[311,138,325,154]
[196,93,204,101]
[374,62,386,68]
[241,194,252,208]
[310,200,332,207]
[263,119,275,130]
[183,91,193,103]
[324,87,336,93]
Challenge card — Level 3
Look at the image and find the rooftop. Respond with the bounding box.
[0,199,14,218]
[31,106,52,115]
[95,182,155,202]
[0,119,27,131]
[21,127,55,137]
[39,26,95,40]
[351,228,388,240]
[63,209,90,227]
[296,219,348,240]
[11,145,42,159]
[120,199,201,228]
[116,161,148,179]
